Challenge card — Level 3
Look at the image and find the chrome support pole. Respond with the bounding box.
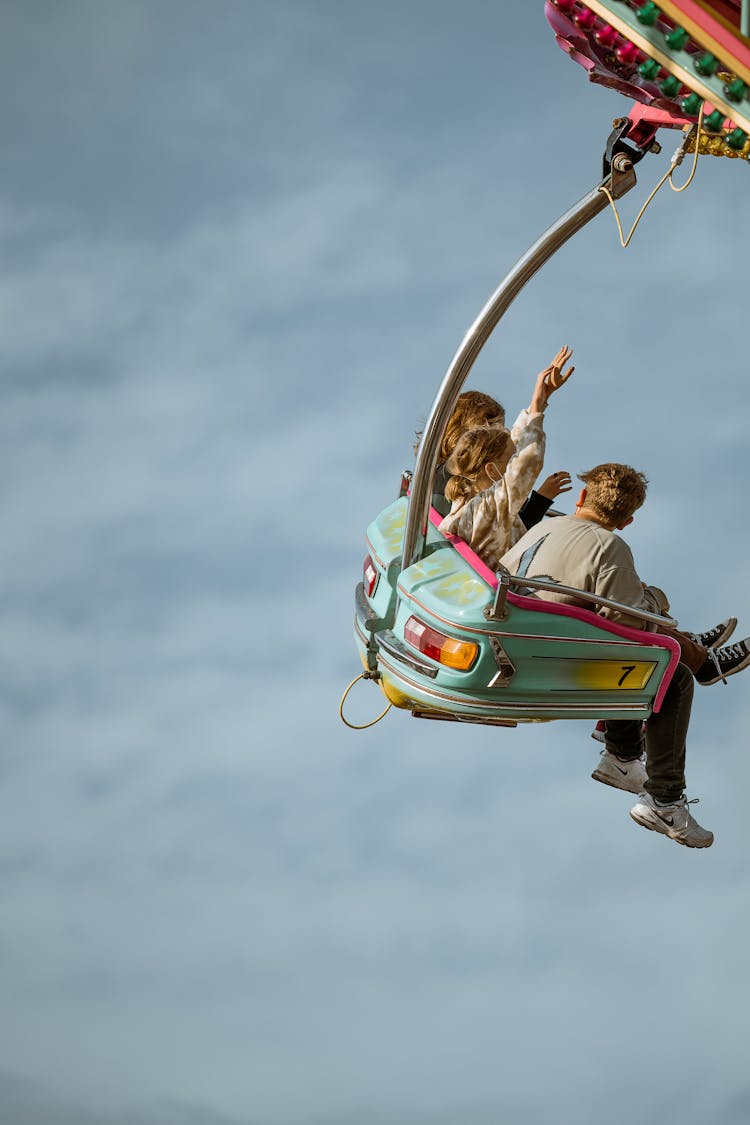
[401,162,637,572]
[742,0,749,40]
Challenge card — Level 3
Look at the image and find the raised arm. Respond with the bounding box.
[504,411,546,517]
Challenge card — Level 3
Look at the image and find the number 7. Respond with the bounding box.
[618,665,636,687]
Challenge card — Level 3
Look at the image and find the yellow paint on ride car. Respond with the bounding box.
[379,675,414,708]
[378,501,407,555]
[430,572,490,609]
[407,553,456,582]
[559,659,658,691]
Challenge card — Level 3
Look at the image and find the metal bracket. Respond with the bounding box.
[484,565,512,622]
[487,636,516,688]
[603,118,648,180]
[607,151,638,200]
[364,636,380,677]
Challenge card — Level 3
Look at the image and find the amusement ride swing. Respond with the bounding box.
[342,1,750,731]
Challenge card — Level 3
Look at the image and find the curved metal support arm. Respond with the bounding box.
[502,572,678,630]
[402,160,637,572]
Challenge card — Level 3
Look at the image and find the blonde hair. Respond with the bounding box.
[444,425,514,504]
[579,463,648,526]
[439,391,505,462]
[414,391,505,458]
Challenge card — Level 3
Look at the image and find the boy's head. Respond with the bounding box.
[578,463,648,528]
[439,391,505,462]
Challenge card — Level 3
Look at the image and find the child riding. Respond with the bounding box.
[438,345,574,568]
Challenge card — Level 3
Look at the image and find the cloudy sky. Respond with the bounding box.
[2,2,750,1123]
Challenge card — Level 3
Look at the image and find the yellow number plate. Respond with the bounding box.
[555,659,658,691]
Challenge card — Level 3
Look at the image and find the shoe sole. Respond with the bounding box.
[592,768,642,794]
[713,618,738,647]
[630,808,713,848]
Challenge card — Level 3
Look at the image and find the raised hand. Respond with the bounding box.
[529,345,575,413]
[543,345,574,392]
[536,470,573,500]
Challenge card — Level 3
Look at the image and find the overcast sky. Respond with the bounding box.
[1,3,750,1123]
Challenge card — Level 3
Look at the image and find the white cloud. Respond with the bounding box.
[2,3,750,1123]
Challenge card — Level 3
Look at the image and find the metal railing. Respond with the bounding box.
[487,570,678,631]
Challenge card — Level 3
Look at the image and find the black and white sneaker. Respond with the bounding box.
[696,638,750,686]
[687,616,737,649]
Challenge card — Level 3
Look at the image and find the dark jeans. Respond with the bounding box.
[604,662,693,803]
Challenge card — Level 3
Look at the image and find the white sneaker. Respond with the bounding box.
[630,792,714,848]
[592,750,647,794]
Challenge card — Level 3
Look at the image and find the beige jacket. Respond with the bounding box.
[499,514,669,630]
[438,409,545,571]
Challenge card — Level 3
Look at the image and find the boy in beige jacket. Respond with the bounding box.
[501,463,750,848]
